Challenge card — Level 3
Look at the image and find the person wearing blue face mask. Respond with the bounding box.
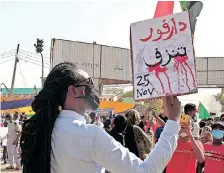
[204,121,224,173]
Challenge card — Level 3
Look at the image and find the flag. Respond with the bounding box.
[180,1,188,11]
[180,1,203,33]
[154,1,174,18]
[198,102,210,119]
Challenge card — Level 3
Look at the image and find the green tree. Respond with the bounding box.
[103,88,124,95]
[122,90,133,97]
[121,90,163,113]
[215,93,224,111]
[144,99,163,113]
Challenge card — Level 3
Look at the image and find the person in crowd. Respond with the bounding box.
[5,113,21,170]
[104,118,112,133]
[199,120,206,129]
[20,62,181,173]
[197,125,212,173]
[203,121,224,173]
[110,114,116,129]
[84,113,91,124]
[109,114,127,145]
[94,113,104,128]
[89,111,96,124]
[147,109,166,133]
[206,120,214,127]
[207,118,214,122]
[184,103,200,140]
[152,112,167,173]
[19,112,28,122]
[199,126,213,144]
[13,112,20,124]
[220,114,224,122]
[145,110,166,140]
[184,104,197,121]
[125,109,154,160]
[2,134,8,164]
[1,121,8,164]
[154,114,168,143]
[199,120,206,135]
[138,113,149,132]
[166,116,205,173]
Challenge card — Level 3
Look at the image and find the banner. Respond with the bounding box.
[130,11,197,100]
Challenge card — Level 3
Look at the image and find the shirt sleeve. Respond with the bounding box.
[93,120,180,173]
[14,123,21,132]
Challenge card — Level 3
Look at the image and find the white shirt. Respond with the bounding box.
[51,110,180,173]
[7,121,20,142]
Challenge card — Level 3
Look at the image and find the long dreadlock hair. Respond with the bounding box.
[20,62,82,173]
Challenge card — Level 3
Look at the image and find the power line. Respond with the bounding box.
[0,49,16,56]
[19,52,49,62]
[0,58,15,64]
[0,53,16,60]
[19,51,49,61]
[20,49,49,59]
[19,54,50,65]
[19,52,50,64]
[19,58,50,68]
[18,61,29,88]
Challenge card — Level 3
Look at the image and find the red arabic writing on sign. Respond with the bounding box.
[140,18,187,42]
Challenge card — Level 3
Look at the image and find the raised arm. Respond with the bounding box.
[152,110,165,127]
[93,120,180,173]
[93,96,181,173]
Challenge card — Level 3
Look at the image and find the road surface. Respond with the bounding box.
[1,147,22,173]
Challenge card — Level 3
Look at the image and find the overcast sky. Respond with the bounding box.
[0,0,223,90]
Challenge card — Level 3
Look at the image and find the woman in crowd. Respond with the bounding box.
[125,109,154,160]
[199,126,213,144]
[94,113,104,128]
[110,114,127,146]
[138,115,148,132]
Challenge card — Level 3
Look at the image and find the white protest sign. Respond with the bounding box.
[130,11,197,100]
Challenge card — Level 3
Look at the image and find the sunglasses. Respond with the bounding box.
[74,77,94,89]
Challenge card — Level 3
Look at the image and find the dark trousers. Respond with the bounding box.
[3,146,8,162]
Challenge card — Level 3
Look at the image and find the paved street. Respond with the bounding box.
[0,148,22,173]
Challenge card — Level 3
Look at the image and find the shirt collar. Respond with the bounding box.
[58,110,86,123]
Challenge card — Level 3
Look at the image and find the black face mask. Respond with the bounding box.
[82,87,100,110]
[73,78,100,110]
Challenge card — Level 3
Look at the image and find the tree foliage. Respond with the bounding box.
[103,88,124,95]
[215,93,224,111]
[121,90,163,113]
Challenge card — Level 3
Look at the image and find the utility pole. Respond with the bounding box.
[10,44,20,96]
[40,51,44,88]
[34,39,44,88]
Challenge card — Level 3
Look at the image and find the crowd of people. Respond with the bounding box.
[83,104,224,173]
[0,62,224,173]
[0,111,28,170]
[1,103,224,173]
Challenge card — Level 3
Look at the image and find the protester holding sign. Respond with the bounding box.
[166,116,204,173]
[204,121,224,173]
[20,62,181,173]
